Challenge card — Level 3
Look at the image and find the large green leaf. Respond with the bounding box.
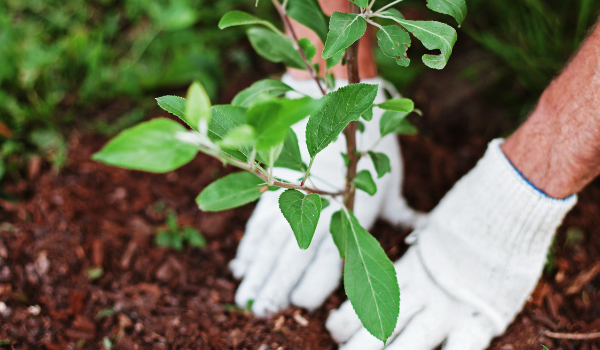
[376,25,411,67]
[287,0,329,44]
[274,129,307,172]
[379,111,417,137]
[426,0,467,25]
[368,152,391,178]
[247,97,322,150]
[306,84,377,158]
[247,27,306,70]
[341,209,399,343]
[92,118,198,173]
[209,105,251,161]
[186,82,211,131]
[196,172,266,212]
[322,12,367,59]
[279,189,323,249]
[232,79,294,108]
[330,210,346,258]
[377,98,414,113]
[352,170,377,196]
[376,9,457,69]
[218,11,283,34]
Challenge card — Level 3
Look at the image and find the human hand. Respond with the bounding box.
[229,74,422,316]
[327,139,577,349]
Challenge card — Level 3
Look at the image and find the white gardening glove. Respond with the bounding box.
[327,139,577,350]
[229,74,423,316]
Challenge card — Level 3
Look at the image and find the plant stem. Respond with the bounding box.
[374,0,403,14]
[300,156,316,186]
[272,0,327,96]
[343,2,362,211]
[201,144,345,196]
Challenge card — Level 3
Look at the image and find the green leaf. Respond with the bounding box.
[247,27,306,70]
[197,172,267,212]
[326,50,345,69]
[218,11,283,35]
[376,25,411,67]
[298,38,317,62]
[247,97,322,150]
[306,84,378,158]
[232,79,294,108]
[186,82,212,131]
[426,0,467,25]
[274,129,307,172]
[357,121,365,133]
[341,208,399,342]
[92,118,198,173]
[330,210,346,258]
[279,189,323,249]
[377,98,414,113]
[219,125,256,148]
[368,152,391,178]
[287,0,330,44]
[352,170,377,196]
[209,105,251,161]
[377,10,457,69]
[341,153,350,167]
[183,227,207,248]
[322,12,367,59]
[87,267,104,281]
[258,143,284,171]
[362,105,373,121]
[380,111,417,136]
[0,159,4,181]
[156,95,187,124]
[349,0,369,8]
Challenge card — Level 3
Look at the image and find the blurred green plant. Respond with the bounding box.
[463,0,600,119]
[155,210,207,250]
[0,0,268,183]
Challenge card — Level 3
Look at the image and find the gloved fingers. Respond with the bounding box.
[338,301,424,350]
[229,192,280,278]
[393,247,427,288]
[234,219,290,309]
[442,314,497,350]
[384,307,451,350]
[251,226,327,316]
[326,300,363,343]
[290,236,343,310]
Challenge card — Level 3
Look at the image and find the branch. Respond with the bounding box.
[342,2,362,210]
[203,145,346,197]
[272,0,327,96]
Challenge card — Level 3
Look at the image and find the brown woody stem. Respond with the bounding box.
[343,2,362,210]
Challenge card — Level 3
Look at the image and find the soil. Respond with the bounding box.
[1,54,600,350]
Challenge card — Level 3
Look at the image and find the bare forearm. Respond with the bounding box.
[503,22,600,198]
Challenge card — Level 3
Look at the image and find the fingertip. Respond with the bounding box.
[326,301,362,343]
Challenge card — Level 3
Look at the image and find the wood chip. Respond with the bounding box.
[543,330,600,340]
[292,310,309,327]
[274,315,285,331]
[565,262,600,295]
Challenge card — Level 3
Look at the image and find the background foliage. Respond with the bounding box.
[0,0,598,185]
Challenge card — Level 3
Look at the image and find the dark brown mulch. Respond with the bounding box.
[1,45,599,350]
[0,126,599,349]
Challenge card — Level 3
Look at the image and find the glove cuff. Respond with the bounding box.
[417,139,577,334]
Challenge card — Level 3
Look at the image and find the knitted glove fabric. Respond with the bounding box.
[229,74,422,316]
[327,139,577,350]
